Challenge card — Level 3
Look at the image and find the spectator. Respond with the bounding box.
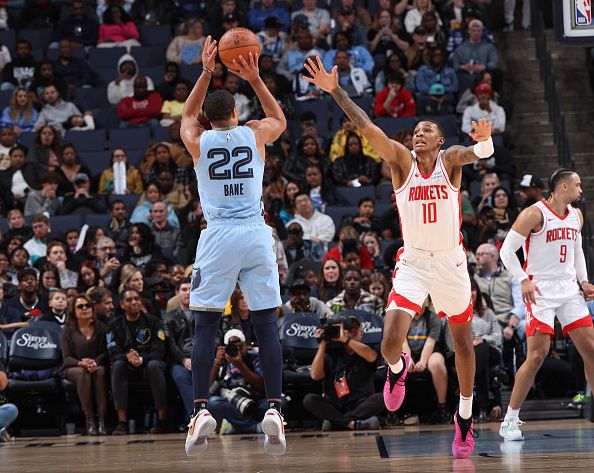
[472,172,500,212]
[451,19,498,73]
[0,144,43,210]
[304,315,383,431]
[140,121,191,174]
[24,214,50,265]
[8,248,31,286]
[108,54,156,106]
[123,223,162,272]
[404,0,441,34]
[290,193,336,249]
[38,262,61,295]
[331,50,372,98]
[284,221,324,266]
[403,299,449,424]
[34,84,82,136]
[324,225,373,273]
[490,186,518,239]
[217,288,257,347]
[324,31,374,77]
[118,263,161,319]
[303,163,338,212]
[456,70,497,114]
[256,17,288,63]
[517,174,544,209]
[281,278,331,321]
[63,113,95,132]
[421,11,447,47]
[283,136,330,184]
[367,271,390,302]
[292,53,326,101]
[88,287,114,324]
[504,0,530,31]
[149,201,180,258]
[46,241,78,289]
[144,144,188,186]
[24,171,60,217]
[0,38,9,73]
[54,144,92,197]
[373,73,416,118]
[367,9,410,70]
[0,252,11,286]
[166,19,205,65]
[326,268,383,316]
[36,287,68,326]
[160,81,189,127]
[131,181,180,228]
[107,288,168,434]
[279,181,300,226]
[0,87,39,134]
[163,278,194,418]
[291,111,328,153]
[0,358,19,441]
[53,0,98,48]
[440,0,465,33]
[0,283,27,334]
[98,4,141,51]
[415,46,458,109]
[318,258,343,303]
[329,115,380,164]
[29,61,69,104]
[117,76,163,131]
[61,173,107,216]
[94,236,120,289]
[27,125,61,172]
[461,83,506,135]
[291,0,331,42]
[1,40,37,91]
[53,40,93,92]
[404,26,430,71]
[277,28,323,81]
[362,232,389,274]
[222,74,250,123]
[251,73,294,120]
[98,148,144,195]
[258,53,291,95]
[130,0,175,26]
[332,134,380,187]
[4,208,33,242]
[374,52,414,94]
[331,7,368,47]
[106,199,131,254]
[6,268,49,330]
[155,62,181,101]
[77,260,102,293]
[0,126,17,169]
[421,83,454,115]
[18,0,61,29]
[333,0,372,31]
[446,6,494,55]
[249,0,290,32]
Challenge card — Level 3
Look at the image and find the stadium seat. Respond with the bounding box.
[88,47,127,68]
[143,66,164,85]
[78,150,111,177]
[329,95,372,131]
[278,312,322,382]
[0,331,7,365]
[74,87,109,109]
[109,194,141,214]
[0,89,13,108]
[109,127,151,150]
[93,67,117,84]
[18,131,36,150]
[377,183,394,203]
[336,309,384,348]
[443,136,460,148]
[0,30,15,52]
[130,46,168,67]
[126,149,144,167]
[325,205,357,229]
[152,125,170,143]
[374,117,418,137]
[334,186,376,206]
[180,64,202,81]
[456,72,476,97]
[138,25,173,46]
[85,214,112,228]
[294,98,331,136]
[46,47,86,62]
[90,108,119,129]
[51,215,84,232]
[17,29,53,50]
[64,129,106,151]
[420,114,459,137]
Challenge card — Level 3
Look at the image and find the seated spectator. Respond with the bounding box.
[217,287,257,347]
[60,292,108,435]
[55,144,92,197]
[323,31,374,77]
[304,315,383,431]
[108,54,156,106]
[38,262,61,295]
[1,40,37,91]
[117,76,163,131]
[332,134,380,187]
[374,73,416,118]
[53,40,93,93]
[404,26,430,72]
[303,163,338,212]
[98,148,144,195]
[403,299,449,424]
[97,4,141,51]
[18,0,61,29]
[419,83,453,115]
[140,121,191,175]
[0,127,17,169]
[211,0,246,38]
[0,357,19,441]
[461,84,506,135]
[277,28,323,81]
[456,69,499,115]
[0,38,9,73]
[63,113,95,131]
[77,260,102,293]
[332,50,372,98]
[318,258,343,303]
[89,287,114,324]
[8,248,31,287]
[27,125,61,172]
[283,136,330,184]
[489,186,518,240]
[291,0,331,43]
[106,199,131,254]
[53,0,98,48]
[222,74,250,123]
[258,53,291,95]
[4,208,33,244]
[149,201,180,259]
[472,172,500,212]
[130,0,175,26]
[451,19,498,73]
[374,52,414,94]
[251,73,294,120]
[446,6,494,55]
[292,53,325,101]
[145,144,189,187]
[0,282,27,334]
[0,145,42,210]
[362,232,389,274]
[333,0,372,33]
[123,223,162,272]
[284,221,324,266]
[34,84,81,136]
[367,271,390,303]
[166,19,205,65]
[249,0,290,32]
[421,11,447,48]
[329,115,379,163]
[131,181,180,228]
[404,0,441,34]
[6,268,49,333]
[163,278,194,419]
[36,287,68,326]
[24,214,50,265]
[93,236,120,290]
[517,174,545,209]
[61,173,107,215]
[46,241,78,289]
[331,6,368,47]
[117,264,161,317]
[415,46,458,110]
[368,9,410,71]
[291,111,328,153]
[281,278,331,321]
[156,62,182,101]
[278,181,300,226]
[326,268,383,316]
[24,171,60,217]
[108,288,168,435]
[290,193,336,251]
[29,61,69,104]
[256,17,288,63]
[0,87,39,134]
[329,225,375,271]
[0,251,11,286]
[160,81,189,127]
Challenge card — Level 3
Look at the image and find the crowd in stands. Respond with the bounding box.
[0,0,590,438]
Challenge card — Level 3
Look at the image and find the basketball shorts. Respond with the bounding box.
[387,245,473,324]
[189,216,282,312]
[525,277,592,338]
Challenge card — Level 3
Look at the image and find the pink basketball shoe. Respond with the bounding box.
[383,352,411,412]
[452,411,476,458]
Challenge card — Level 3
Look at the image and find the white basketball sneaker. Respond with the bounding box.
[185,409,217,456]
[499,417,524,441]
[261,409,286,456]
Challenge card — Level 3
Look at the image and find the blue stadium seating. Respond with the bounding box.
[0,30,15,52]
[88,47,127,68]
[420,114,459,137]
[138,25,172,46]
[152,125,170,143]
[377,183,394,203]
[294,98,331,135]
[109,128,151,150]
[93,67,117,84]
[78,150,111,177]
[0,89,13,108]
[90,108,120,129]
[143,66,164,85]
[18,131,36,150]
[74,87,109,109]
[374,116,418,137]
[17,29,53,51]
[325,205,357,229]
[109,194,141,214]
[126,149,144,167]
[51,215,84,230]
[131,46,168,67]
[334,185,376,206]
[85,214,112,228]
[65,129,106,152]
[46,47,86,62]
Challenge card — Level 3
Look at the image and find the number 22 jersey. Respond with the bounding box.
[394,150,462,252]
[196,125,264,221]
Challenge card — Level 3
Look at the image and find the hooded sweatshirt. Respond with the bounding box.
[107,54,155,105]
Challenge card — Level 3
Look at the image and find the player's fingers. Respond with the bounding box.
[306,56,319,73]
[304,62,316,77]
[331,65,338,77]
[471,120,478,130]
[535,285,543,296]
[315,55,324,70]
[238,54,249,68]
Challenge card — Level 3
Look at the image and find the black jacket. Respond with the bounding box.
[162,308,194,364]
[0,164,42,210]
[106,313,166,365]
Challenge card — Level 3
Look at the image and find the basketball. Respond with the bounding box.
[218,28,261,69]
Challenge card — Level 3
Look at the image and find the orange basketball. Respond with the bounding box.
[218,28,261,70]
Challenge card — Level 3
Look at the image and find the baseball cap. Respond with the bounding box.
[264,16,281,29]
[290,279,310,292]
[429,83,446,96]
[462,6,482,19]
[474,83,493,96]
[293,14,310,27]
[413,26,428,35]
[73,172,89,184]
[520,174,545,189]
[224,329,246,344]
[17,267,37,282]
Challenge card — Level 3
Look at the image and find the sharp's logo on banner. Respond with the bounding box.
[285,323,318,339]
[15,334,57,350]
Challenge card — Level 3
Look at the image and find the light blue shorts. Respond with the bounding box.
[189,216,282,312]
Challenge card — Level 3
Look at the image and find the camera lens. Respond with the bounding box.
[225,343,239,357]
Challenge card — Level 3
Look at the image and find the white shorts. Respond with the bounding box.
[526,277,592,338]
[387,246,472,323]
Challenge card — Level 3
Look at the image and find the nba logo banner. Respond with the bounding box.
[576,0,592,26]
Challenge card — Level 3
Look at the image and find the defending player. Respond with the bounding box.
[499,169,594,441]
[303,56,494,458]
[181,36,286,456]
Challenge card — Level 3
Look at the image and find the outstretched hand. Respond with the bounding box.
[468,118,492,142]
[202,35,218,71]
[230,52,260,83]
[303,56,338,93]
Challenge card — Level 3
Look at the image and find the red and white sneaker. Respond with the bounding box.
[452,411,476,458]
[383,352,411,411]
[261,409,286,456]
[185,409,217,456]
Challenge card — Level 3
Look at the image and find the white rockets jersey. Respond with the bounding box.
[524,200,581,280]
[394,150,462,251]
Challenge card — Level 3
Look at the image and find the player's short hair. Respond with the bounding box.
[415,120,444,138]
[548,168,576,193]
[203,90,235,122]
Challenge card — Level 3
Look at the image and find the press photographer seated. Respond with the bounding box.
[303,315,384,431]
[208,329,272,435]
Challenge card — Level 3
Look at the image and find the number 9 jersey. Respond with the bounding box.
[196,125,264,221]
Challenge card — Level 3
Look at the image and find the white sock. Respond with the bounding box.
[505,407,520,421]
[389,357,403,375]
[459,394,473,419]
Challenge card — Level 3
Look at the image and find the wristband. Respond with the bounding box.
[473,136,494,159]
[202,66,213,74]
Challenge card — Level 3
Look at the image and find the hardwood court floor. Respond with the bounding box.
[1,419,593,473]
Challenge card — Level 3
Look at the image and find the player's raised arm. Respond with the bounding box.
[231,52,286,146]
[181,35,218,161]
[443,118,494,168]
[303,56,410,168]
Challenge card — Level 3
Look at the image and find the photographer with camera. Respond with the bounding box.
[303,315,385,431]
[208,329,271,434]
[280,279,331,322]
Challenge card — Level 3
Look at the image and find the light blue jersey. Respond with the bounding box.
[196,125,264,221]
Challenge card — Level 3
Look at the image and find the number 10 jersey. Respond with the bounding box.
[196,125,264,222]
